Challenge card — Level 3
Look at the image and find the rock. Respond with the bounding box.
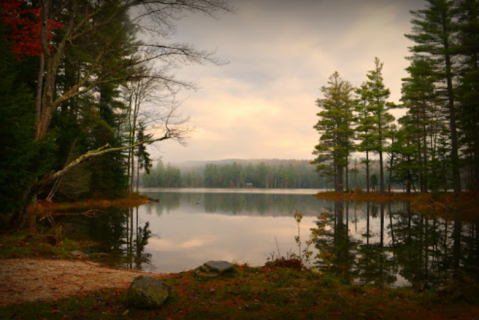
[97,252,109,258]
[123,275,170,309]
[70,250,86,258]
[196,260,234,277]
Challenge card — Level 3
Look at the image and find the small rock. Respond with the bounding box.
[97,252,109,258]
[70,250,86,258]
[123,275,170,309]
[196,260,234,277]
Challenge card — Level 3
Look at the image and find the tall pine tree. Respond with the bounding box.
[312,72,355,192]
[405,0,461,192]
[456,0,479,190]
[363,58,395,194]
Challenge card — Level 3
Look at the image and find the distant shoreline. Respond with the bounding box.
[138,187,331,194]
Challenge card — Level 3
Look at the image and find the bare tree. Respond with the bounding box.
[9,0,231,229]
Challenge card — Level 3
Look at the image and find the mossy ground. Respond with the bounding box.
[0,231,91,260]
[1,261,478,320]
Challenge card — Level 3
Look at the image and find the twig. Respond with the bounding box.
[274,237,281,258]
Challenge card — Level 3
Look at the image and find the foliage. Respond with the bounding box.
[361,58,395,194]
[0,0,63,59]
[0,22,57,216]
[142,159,388,189]
[405,0,462,192]
[0,0,231,229]
[309,1,479,194]
[312,71,355,192]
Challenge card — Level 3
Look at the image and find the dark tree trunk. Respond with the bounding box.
[9,186,34,230]
[35,54,44,121]
[366,151,370,193]
[379,150,384,194]
[442,15,461,193]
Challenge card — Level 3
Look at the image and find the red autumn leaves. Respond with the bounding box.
[0,0,63,60]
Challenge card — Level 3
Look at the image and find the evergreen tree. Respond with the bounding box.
[392,115,426,193]
[0,22,54,215]
[312,71,355,192]
[363,58,395,194]
[400,58,446,192]
[405,0,461,192]
[456,0,479,190]
[355,82,376,193]
[0,0,231,229]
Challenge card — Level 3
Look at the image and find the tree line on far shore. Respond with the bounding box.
[141,159,395,190]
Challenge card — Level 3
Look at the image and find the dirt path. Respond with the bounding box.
[0,258,165,306]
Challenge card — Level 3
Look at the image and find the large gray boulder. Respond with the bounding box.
[196,260,234,277]
[123,275,170,309]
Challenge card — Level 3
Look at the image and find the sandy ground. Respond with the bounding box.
[0,258,164,306]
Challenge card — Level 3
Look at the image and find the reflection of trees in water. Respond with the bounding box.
[145,192,331,216]
[314,202,362,284]
[63,206,153,271]
[142,192,182,216]
[125,207,153,270]
[313,201,479,288]
[392,203,457,287]
[142,192,329,216]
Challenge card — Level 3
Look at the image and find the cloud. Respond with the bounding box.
[147,0,427,163]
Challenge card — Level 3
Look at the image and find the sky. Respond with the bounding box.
[147,0,426,164]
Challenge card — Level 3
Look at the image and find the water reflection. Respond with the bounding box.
[61,190,478,288]
[63,206,153,270]
[141,190,328,217]
[313,201,479,288]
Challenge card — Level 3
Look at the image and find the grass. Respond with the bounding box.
[0,230,94,260]
[27,193,154,217]
[1,261,478,319]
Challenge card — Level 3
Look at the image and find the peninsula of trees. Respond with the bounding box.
[312,0,479,194]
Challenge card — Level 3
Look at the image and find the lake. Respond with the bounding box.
[63,188,479,288]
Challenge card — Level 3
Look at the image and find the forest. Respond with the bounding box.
[143,0,479,195]
[0,0,231,229]
[311,0,479,195]
[0,0,478,231]
[141,159,388,190]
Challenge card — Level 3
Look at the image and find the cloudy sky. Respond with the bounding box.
[148,0,426,164]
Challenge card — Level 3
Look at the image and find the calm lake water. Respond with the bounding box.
[63,188,479,288]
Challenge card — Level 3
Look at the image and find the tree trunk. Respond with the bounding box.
[366,151,370,193]
[9,187,34,230]
[379,150,384,194]
[8,134,170,230]
[336,165,344,192]
[354,158,357,190]
[388,153,394,194]
[442,17,461,193]
[35,54,44,121]
[136,157,140,193]
[345,160,349,191]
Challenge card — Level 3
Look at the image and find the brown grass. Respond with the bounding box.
[28,194,155,217]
